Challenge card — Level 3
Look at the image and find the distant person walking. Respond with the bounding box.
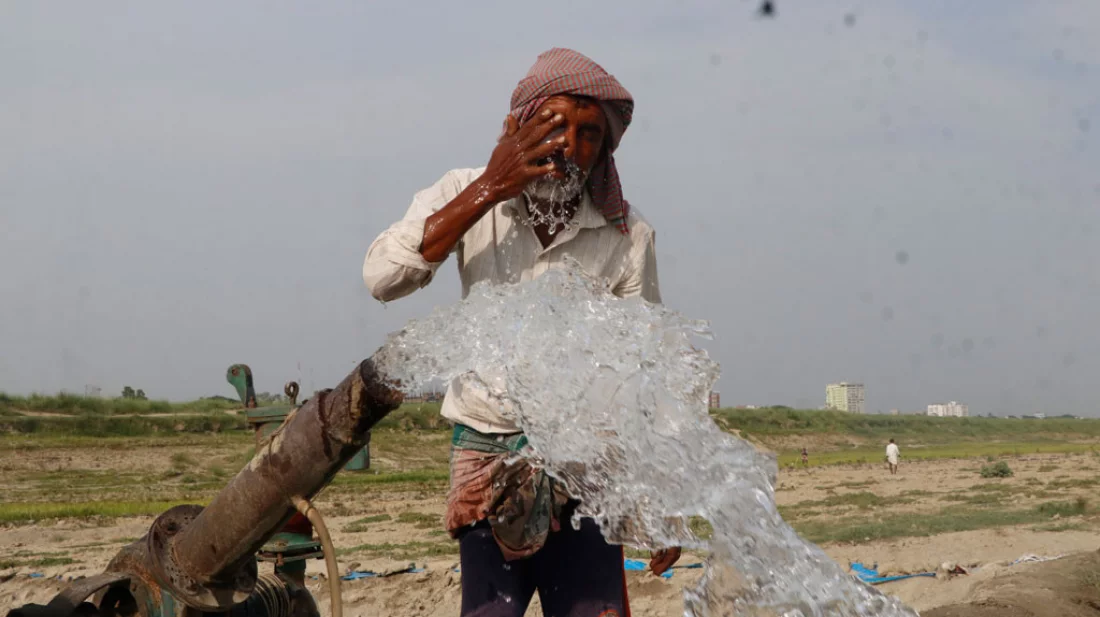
[801,447,809,467]
[885,439,900,475]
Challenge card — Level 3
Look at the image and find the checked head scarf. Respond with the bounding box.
[507,48,634,234]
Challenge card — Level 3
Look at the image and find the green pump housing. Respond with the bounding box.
[226,364,370,472]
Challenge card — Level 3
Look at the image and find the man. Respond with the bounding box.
[886,438,900,475]
[363,48,679,617]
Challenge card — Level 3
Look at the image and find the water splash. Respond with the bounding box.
[520,158,588,235]
[373,261,918,617]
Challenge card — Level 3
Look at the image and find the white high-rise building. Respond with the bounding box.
[825,382,865,413]
[927,401,968,417]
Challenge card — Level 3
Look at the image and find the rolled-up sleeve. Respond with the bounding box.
[363,169,473,302]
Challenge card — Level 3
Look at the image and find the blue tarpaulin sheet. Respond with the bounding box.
[850,562,936,585]
[623,558,672,579]
[341,566,425,581]
[623,558,703,579]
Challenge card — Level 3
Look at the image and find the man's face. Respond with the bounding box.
[524,95,608,203]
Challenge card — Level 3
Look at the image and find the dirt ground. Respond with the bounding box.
[2,441,1099,616]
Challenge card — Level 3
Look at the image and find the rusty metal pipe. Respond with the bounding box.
[145,357,401,610]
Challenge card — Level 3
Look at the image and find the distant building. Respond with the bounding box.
[889,408,900,416]
[927,401,969,417]
[708,392,721,409]
[825,382,865,413]
[84,385,102,398]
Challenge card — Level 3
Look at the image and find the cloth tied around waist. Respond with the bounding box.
[446,424,572,561]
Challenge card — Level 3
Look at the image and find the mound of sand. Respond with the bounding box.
[924,549,1100,617]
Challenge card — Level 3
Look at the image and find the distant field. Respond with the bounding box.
[710,407,1100,443]
[0,392,241,416]
[775,441,1100,468]
[3,397,1099,461]
[0,393,1096,450]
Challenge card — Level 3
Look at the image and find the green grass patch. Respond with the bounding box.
[30,556,76,567]
[688,516,714,540]
[1038,464,1060,473]
[939,492,1006,506]
[1036,497,1089,517]
[330,469,449,487]
[0,433,252,451]
[1047,477,1100,490]
[1080,570,1100,593]
[1031,522,1090,532]
[836,480,875,489]
[171,452,198,468]
[0,414,247,437]
[789,491,897,512]
[0,499,206,523]
[372,403,448,431]
[336,540,457,560]
[795,499,1095,545]
[971,482,1019,493]
[342,514,392,533]
[397,512,440,529]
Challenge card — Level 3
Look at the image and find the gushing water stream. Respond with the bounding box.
[373,261,919,617]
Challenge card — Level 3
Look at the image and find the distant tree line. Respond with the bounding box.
[200,391,291,405]
[121,386,146,400]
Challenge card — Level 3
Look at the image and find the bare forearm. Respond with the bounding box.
[419,178,501,263]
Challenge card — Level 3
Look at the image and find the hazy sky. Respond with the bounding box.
[2,1,1098,416]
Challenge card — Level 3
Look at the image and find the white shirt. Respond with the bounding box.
[886,443,900,460]
[363,167,662,434]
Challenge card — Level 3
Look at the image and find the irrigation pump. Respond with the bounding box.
[6,357,404,617]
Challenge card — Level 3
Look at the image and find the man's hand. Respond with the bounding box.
[649,547,682,576]
[419,109,565,263]
[479,109,567,204]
